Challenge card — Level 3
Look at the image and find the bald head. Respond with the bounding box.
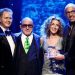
[20,17,33,36]
[21,17,33,25]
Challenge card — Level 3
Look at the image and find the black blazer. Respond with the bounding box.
[0,27,16,75]
[14,33,43,75]
[63,24,75,69]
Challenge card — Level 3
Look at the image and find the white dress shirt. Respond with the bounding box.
[0,25,15,56]
[21,33,33,49]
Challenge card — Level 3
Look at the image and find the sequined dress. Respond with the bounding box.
[42,36,65,75]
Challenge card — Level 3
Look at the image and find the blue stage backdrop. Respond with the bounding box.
[0,0,75,35]
[21,0,75,35]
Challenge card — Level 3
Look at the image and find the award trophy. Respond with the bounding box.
[47,47,56,59]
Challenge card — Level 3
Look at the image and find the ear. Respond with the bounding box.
[20,25,22,29]
[0,17,1,22]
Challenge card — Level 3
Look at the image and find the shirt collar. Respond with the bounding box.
[22,33,33,40]
[0,25,9,32]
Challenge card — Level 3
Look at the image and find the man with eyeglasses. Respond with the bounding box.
[15,17,43,75]
[63,3,75,75]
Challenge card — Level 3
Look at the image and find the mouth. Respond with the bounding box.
[25,30,30,32]
[69,16,74,19]
[6,22,11,25]
[69,18,74,21]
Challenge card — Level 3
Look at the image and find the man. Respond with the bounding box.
[15,17,43,75]
[0,8,16,75]
[63,3,75,75]
[53,3,75,75]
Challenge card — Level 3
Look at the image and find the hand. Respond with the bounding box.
[54,54,65,60]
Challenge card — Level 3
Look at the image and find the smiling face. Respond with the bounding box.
[0,11,13,29]
[65,6,75,22]
[20,18,33,36]
[49,19,60,35]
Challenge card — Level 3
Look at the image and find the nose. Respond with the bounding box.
[69,12,72,16]
[26,26,29,29]
[7,18,12,22]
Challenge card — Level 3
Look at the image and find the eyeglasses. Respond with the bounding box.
[66,10,75,14]
[21,24,33,28]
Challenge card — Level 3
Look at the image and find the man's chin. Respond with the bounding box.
[70,20,75,22]
[69,18,75,22]
[4,26,10,29]
[25,33,31,36]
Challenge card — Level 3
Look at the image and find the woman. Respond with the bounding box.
[40,15,65,75]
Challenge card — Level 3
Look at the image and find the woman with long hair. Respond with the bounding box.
[40,15,65,75]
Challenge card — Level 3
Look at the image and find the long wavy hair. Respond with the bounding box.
[40,15,65,37]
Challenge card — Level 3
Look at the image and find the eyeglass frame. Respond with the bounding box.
[66,10,75,15]
[21,24,33,28]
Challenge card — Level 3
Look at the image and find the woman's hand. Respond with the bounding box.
[54,54,65,60]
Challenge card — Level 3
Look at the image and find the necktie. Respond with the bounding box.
[24,37,30,53]
[5,30,11,36]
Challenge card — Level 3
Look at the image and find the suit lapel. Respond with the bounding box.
[33,34,40,59]
[0,27,4,34]
[64,25,75,52]
[0,27,16,56]
[11,33,16,45]
[17,34,26,54]
[69,26,75,50]
[0,27,10,48]
[63,26,70,52]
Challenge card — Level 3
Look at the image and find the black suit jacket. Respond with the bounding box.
[0,27,16,75]
[14,33,43,75]
[63,24,75,69]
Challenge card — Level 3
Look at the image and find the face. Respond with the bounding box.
[20,18,33,36]
[65,6,75,22]
[50,19,60,35]
[0,11,13,28]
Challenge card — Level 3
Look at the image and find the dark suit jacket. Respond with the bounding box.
[0,28,16,75]
[14,33,43,75]
[63,24,75,69]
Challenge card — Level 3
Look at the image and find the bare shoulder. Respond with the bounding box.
[40,37,44,46]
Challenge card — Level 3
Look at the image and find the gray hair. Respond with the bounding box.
[0,8,13,17]
[65,3,75,11]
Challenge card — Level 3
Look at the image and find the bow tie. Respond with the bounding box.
[5,30,11,36]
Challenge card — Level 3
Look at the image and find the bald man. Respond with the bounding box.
[15,17,43,75]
